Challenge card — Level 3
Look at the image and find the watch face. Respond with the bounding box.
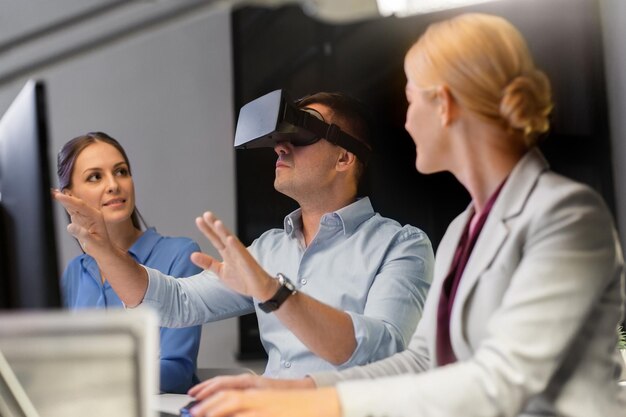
[277,273,287,286]
[278,273,294,290]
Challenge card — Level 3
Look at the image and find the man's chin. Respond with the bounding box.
[274,181,285,193]
[274,181,297,200]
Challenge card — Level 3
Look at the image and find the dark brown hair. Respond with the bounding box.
[57,131,146,230]
[295,92,372,182]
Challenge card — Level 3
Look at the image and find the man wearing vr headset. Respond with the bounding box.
[53,91,434,380]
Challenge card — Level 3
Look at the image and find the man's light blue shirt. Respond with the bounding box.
[143,197,433,378]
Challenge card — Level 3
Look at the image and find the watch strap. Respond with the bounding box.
[258,273,296,313]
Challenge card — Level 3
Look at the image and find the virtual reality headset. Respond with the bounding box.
[233,89,372,164]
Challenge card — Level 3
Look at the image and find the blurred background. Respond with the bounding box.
[1,0,624,371]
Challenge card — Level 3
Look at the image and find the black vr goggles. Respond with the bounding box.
[233,89,372,164]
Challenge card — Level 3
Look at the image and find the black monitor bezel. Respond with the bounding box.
[0,80,61,309]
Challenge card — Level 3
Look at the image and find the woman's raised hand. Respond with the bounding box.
[52,189,114,255]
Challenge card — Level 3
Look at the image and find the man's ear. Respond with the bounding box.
[437,86,457,127]
[336,149,357,172]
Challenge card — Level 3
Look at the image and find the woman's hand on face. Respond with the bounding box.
[189,387,341,417]
[188,374,316,400]
[191,211,278,300]
[51,189,113,255]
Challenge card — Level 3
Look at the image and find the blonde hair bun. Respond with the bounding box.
[500,71,553,141]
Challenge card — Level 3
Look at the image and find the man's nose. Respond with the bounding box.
[274,141,292,155]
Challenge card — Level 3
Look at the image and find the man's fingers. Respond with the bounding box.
[195,212,248,257]
[212,217,235,242]
[196,213,226,251]
[190,252,221,274]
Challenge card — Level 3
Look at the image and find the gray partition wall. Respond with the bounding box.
[0,2,242,370]
[602,0,626,249]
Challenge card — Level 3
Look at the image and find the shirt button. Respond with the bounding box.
[300,278,307,285]
[284,361,291,368]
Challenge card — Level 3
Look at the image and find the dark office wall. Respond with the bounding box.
[232,0,614,359]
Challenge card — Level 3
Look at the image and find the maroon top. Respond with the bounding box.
[435,180,507,366]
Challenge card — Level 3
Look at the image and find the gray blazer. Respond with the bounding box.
[313,149,626,417]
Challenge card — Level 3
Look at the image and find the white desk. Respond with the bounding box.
[154,394,193,415]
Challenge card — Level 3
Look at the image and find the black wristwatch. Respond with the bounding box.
[258,273,297,313]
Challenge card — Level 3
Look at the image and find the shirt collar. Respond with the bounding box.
[283,208,303,236]
[127,227,160,263]
[283,197,375,237]
[80,228,158,287]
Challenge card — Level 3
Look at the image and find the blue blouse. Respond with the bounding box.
[61,227,202,393]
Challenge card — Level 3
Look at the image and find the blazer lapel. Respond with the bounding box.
[449,148,550,356]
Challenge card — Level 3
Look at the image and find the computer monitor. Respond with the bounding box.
[0,309,159,417]
[0,79,61,309]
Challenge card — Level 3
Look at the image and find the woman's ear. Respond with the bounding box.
[62,188,72,196]
[437,86,456,127]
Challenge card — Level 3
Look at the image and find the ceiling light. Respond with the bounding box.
[377,0,504,17]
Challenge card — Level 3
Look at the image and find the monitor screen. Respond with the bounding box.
[0,80,61,309]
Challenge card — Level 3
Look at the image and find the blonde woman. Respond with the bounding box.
[185,13,626,417]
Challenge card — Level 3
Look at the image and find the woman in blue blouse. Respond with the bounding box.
[57,131,202,394]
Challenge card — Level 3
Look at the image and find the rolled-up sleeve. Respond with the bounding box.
[340,227,433,368]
